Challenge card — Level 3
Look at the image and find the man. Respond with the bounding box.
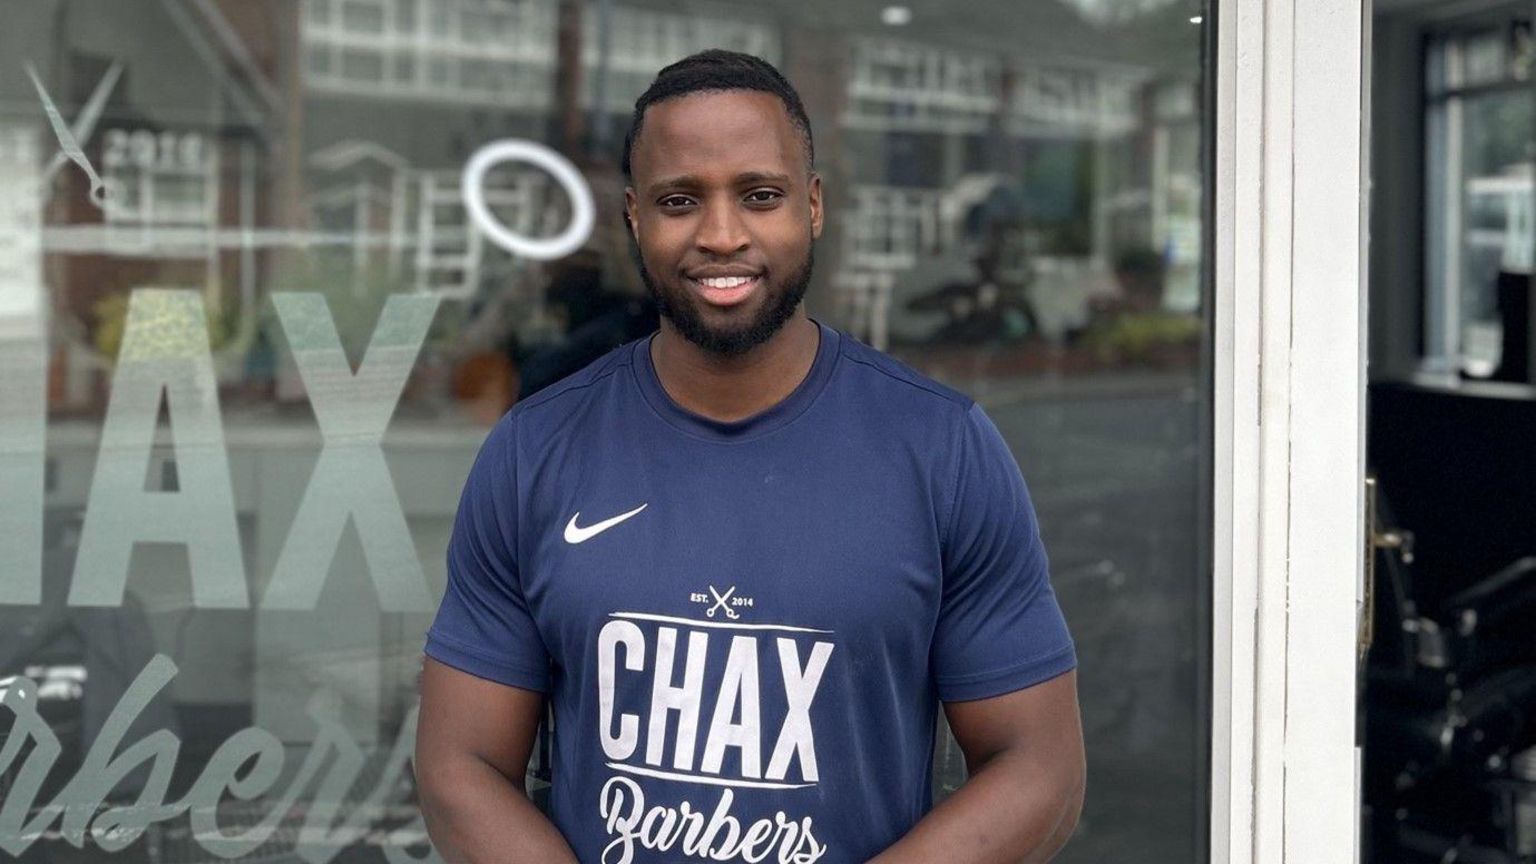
[415,50,1085,864]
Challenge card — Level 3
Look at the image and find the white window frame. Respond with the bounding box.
[1212,0,1365,861]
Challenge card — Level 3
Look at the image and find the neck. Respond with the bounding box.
[649,311,820,423]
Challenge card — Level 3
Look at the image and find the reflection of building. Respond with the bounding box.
[0,2,281,411]
[296,0,1205,345]
[100,128,221,255]
[4,0,1205,378]
[301,0,779,112]
[297,0,1201,345]
[844,36,1141,137]
[303,0,557,107]
[297,0,782,311]
[837,31,1198,343]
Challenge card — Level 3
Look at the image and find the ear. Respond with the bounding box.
[623,187,640,244]
[808,172,823,241]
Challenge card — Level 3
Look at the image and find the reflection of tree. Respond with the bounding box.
[90,291,248,369]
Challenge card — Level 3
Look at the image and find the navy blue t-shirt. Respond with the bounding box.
[424,321,1076,864]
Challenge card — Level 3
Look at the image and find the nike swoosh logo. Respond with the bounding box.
[564,503,648,544]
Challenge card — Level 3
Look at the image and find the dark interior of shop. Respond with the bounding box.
[1366,1,1536,860]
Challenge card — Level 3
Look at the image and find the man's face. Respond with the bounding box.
[625,89,823,357]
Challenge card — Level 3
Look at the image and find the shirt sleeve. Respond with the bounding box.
[424,414,552,693]
[932,402,1077,702]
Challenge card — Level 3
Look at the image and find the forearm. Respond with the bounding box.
[866,748,1084,864]
[418,755,579,864]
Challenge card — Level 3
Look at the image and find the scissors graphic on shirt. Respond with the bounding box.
[25,60,122,208]
[706,585,740,620]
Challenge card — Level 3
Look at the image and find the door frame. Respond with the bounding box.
[1211,0,1368,862]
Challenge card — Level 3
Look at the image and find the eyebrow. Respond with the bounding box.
[645,171,794,196]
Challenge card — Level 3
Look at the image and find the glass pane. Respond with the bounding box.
[1460,89,1532,376]
[0,1,1212,862]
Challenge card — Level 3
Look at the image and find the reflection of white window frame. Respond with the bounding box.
[303,0,555,107]
[830,270,894,351]
[845,36,1144,138]
[305,0,779,115]
[414,165,551,298]
[845,38,1001,135]
[1465,168,1533,273]
[1008,67,1141,137]
[1422,22,1531,377]
[842,185,947,271]
[101,128,219,258]
[0,124,43,325]
[580,6,779,113]
[415,170,482,298]
[307,139,415,280]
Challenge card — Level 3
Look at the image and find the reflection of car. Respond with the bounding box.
[904,278,1038,344]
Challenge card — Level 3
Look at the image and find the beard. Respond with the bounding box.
[636,242,814,358]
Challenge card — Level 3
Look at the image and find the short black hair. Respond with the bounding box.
[620,49,815,182]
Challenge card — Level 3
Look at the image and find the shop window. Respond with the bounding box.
[1423,18,1536,377]
[0,3,1213,862]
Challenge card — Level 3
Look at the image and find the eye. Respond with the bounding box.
[745,189,783,205]
[657,195,695,209]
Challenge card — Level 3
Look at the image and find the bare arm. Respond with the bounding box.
[866,670,1085,864]
[414,657,580,864]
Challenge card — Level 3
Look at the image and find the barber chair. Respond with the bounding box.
[1363,496,1536,863]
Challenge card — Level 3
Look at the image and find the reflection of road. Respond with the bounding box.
[933,374,1205,863]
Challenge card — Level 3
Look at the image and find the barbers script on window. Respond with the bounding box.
[0,655,434,862]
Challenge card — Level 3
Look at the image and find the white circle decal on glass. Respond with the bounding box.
[461,140,595,261]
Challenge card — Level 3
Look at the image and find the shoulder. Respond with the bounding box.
[512,339,636,418]
[832,330,975,411]
[487,338,640,444]
[829,329,978,441]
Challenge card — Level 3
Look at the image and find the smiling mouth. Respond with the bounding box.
[687,274,761,307]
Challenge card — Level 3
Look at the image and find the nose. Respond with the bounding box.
[694,199,750,257]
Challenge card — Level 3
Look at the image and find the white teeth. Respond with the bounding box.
[698,276,752,288]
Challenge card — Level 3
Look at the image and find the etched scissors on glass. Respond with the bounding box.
[26,60,121,207]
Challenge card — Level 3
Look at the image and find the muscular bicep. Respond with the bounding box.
[417,657,545,788]
[414,662,580,864]
[942,669,1083,777]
